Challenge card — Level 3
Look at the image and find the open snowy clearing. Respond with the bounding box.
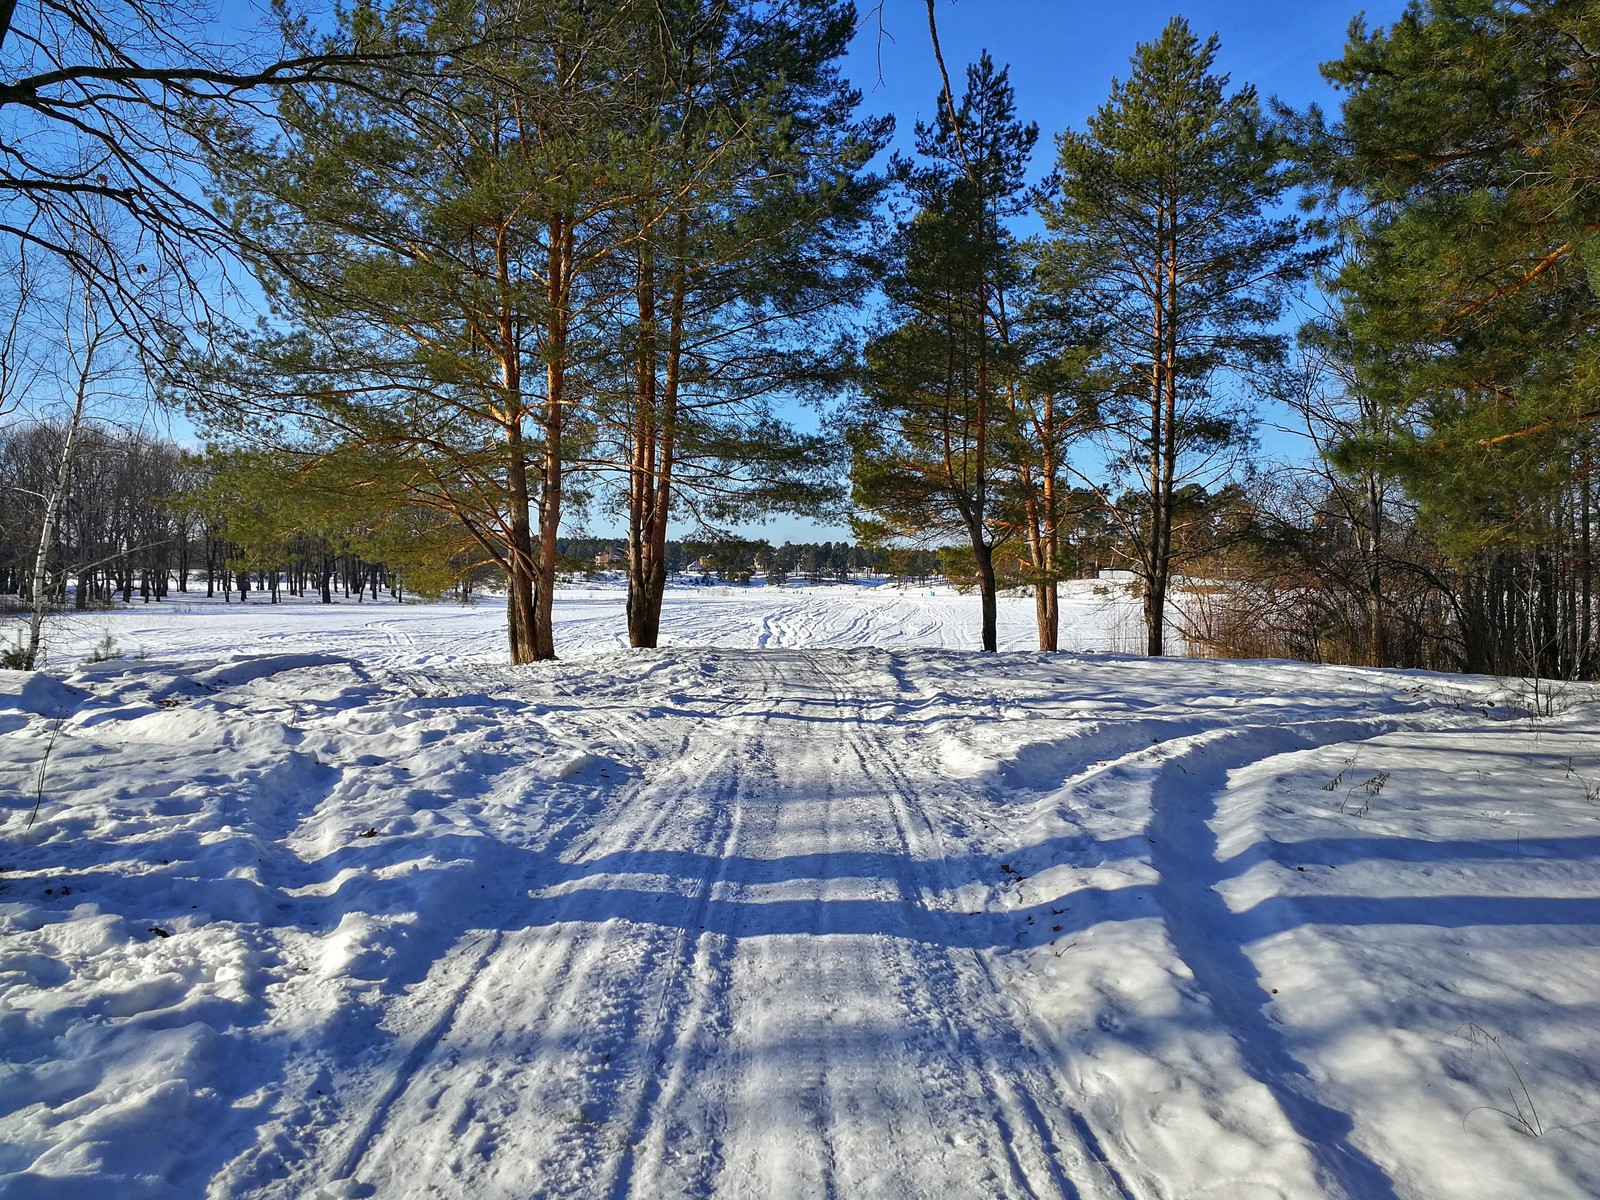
[13,578,1149,670]
[2,584,1599,1198]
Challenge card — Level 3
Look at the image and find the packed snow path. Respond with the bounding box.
[232,650,1135,1199]
[4,616,1600,1197]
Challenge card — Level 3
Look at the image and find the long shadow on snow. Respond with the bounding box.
[210,792,1592,1191]
[1219,834,1600,877]
[1147,726,1406,1200]
[25,659,1583,1196]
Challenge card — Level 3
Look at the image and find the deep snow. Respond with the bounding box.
[2,582,1598,1199]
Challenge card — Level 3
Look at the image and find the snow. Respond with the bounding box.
[20,578,1152,668]
[2,582,1598,1198]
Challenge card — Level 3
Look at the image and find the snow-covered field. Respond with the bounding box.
[14,577,1149,669]
[3,583,1599,1199]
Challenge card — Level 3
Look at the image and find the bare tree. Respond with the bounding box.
[19,279,98,665]
[0,242,42,424]
[1,190,157,664]
[0,0,439,339]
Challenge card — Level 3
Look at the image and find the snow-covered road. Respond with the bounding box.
[265,650,1128,1199]
[4,588,1600,1198]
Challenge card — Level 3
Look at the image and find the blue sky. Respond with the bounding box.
[847,1,1407,159]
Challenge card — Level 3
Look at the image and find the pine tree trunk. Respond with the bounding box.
[527,213,573,664]
[1582,445,1593,676]
[505,564,536,664]
[973,536,998,652]
[626,217,686,650]
[1038,404,1060,652]
[1144,568,1168,658]
[1366,474,1385,667]
[1033,580,1058,652]
[494,215,550,665]
[626,242,658,649]
[1022,483,1054,650]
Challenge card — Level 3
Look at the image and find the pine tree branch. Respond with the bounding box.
[923,0,969,174]
[1455,241,1574,321]
[1476,408,1600,448]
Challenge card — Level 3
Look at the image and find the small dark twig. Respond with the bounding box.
[1341,771,1389,816]
[1462,1022,1544,1137]
[26,709,65,832]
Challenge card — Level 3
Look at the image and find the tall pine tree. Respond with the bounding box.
[1041,18,1310,656]
[200,0,645,662]
[850,53,1035,653]
[605,0,887,649]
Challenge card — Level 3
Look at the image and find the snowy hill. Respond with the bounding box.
[2,585,1598,1198]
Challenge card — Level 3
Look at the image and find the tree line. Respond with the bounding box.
[3,0,1596,676]
[0,427,426,623]
[851,2,1600,675]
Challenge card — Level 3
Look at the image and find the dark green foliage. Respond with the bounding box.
[1306,0,1600,675]
[1041,17,1311,655]
[1315,0,1600,549]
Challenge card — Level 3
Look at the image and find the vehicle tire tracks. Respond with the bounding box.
[810,649,1133,1200]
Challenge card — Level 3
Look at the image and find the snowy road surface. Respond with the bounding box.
[3,587,1600,1198]
[283,650,1130,1200]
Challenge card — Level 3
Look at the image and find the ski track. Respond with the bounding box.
[838,691,1127,1200]
[238,649,1159,1199]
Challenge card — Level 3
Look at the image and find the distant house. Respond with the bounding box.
[593,548,623,568]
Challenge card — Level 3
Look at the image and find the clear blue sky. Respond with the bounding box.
[849,1,1407,153]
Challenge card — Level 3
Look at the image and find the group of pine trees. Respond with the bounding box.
[3,0,1596,676]
[184,0,883,663]
[854,1,1600,675]
[851,25,1310,655]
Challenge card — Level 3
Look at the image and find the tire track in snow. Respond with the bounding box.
[596,725,759,1200]
[612,651,852,1199]
[417,737,744,1198]
[589,648,1082,1197]
[252,702,745,1198]
[609,647,1121,1198]
[826,651,1133,1200]
[1144,716,1415,1200]
[326,928,506,1183]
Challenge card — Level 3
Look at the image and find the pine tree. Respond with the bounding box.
[850,53,1035,653]
[1004,262,1104,651]
[1042,18,1310,656]
[1315,0,1600,675]
[196,0,882,661]
[200,0,670,662]
[606,0,886,649]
